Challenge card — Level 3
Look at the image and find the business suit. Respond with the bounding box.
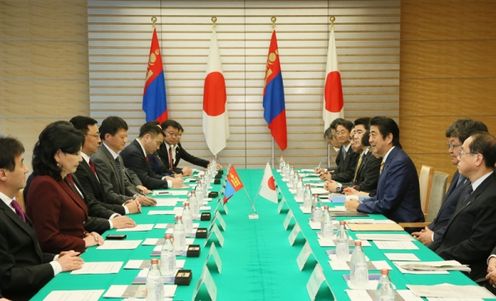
[357,147,424,223]
[332,144,359,183]
[26,175,87,253]
[156,142,209,174]
[91,144,137,205]
[428,171,466,250]
[0,199,55,301]
[121,140,168,190]
[74,159,125,215]
[434,172,496,281]
[351,150,381,194]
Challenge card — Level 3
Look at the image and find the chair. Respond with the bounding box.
[425,171,449,222]
[418,165,434,216]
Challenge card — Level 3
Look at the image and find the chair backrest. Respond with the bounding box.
[418,165,434,216]
[426,171,449,222]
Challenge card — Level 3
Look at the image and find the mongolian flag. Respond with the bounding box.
[142,28,168,123]
[223,165,244,204]
[263,30,287,150]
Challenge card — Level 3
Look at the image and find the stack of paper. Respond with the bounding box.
[395,260,471,272]
[407,283,495,299]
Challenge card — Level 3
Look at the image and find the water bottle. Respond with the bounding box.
[335,221,349,260]
[173,216,186,254]
[296,176,304,200]
[311,194,322,222]
[320,206,334,239]
[182,202,193,236]
[375,269,395,301]
[303,184,312,209]
[279,156,285,171]
[350,240,368,289]
[189,190,200,219]
[160,234,176,280]
[146,259,163,301]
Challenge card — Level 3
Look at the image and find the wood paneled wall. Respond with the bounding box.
[400,0,496,178]
[0,0,89,168]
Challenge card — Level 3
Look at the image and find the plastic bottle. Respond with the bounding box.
[173,216,186,254]
[320,206,334,239]
[303,184,313,210]
[146,258,163,301]
[296,175,304,200]
[160,234,176,280]
[350,240,369,289]
[311,194,322,222]
[375,269,395,301]
[335,221,349,260]
[182,202,193,236]
[189,190,199,219]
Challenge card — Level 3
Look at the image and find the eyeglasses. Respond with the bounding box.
[165,131,180,137]
[447,143,462,149]
[457,149,477,158]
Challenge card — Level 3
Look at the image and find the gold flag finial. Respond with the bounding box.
[329,16,336,30]
[271,16,277,29]
[151,16,157,29]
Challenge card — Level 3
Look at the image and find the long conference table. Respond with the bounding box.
[32,169,495,301]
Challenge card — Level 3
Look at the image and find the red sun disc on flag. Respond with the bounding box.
[268,176,276,190]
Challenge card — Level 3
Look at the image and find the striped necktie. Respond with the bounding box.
[11,198,27,222]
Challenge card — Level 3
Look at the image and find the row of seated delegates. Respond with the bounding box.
[91,116,157,207]
[320,118,359,183]
[432,132,496,286]
[324,117,381,195]
[25,121,105,254]
[412,119,489,249]
[344,116,425,223]
[150,119,212,177]
[70,116,140,227]
[0,137,83,301]
[121,121,183,190]
[323,125,340,171]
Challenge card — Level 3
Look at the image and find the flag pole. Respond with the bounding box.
[244,188,259,220]
[270,16,277,168]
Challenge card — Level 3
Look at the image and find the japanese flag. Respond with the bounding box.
[259,163,278,203]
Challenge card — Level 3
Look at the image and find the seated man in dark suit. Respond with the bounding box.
[152,119,211,177]
[0,137,83,301]
[325,117,381,195]
[412,119,488,248]
[345,116,424,223]
[433,132,496,282]
[121,121,183,190]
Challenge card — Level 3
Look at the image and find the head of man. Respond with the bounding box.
[445,119,488,166]
[0,137,28,198]
[351,117,370,153]
[99,116,128,153]
[70,116,101,156]
[457,133,496,181]
[369,116,400,157]
[160,119,183,146]
[330,118,354,147]
[138,121,164,155]
[324,126,339,149]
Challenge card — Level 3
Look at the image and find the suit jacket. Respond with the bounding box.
[332,144,359,183]
[26,175,87,253]
[428,171,466,249]
[351,150,381,194]
[357,147,424,223]
[0,199,55,301]
[91,144,137,205]
[434,172,496,281]
[74,159,125,215]
[121,140,168,190]
[156,142,209,174]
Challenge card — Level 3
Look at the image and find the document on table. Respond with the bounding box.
[154,198,182,207]
[116,224,154,232]
[311,187,329,195]
[356,233,413,241]
[384,253,419,261]
[124,259,185,270]
[96,240,142,250]
[71,261,123,274]
[395,260,471,273]
[346,223,404,231]
[374,240,419,250]
[43,290,104,301]
[103,284,176,299]
[346,289,423,301]
[407,283,495,299]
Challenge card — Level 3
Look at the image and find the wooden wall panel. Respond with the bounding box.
[400,0,496,180]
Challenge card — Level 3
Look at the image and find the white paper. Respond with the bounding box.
[306,264,326,301]
[300,205,312,214]
[166,190,190,196]
[116,224,154,232]
[71,261,123,274]
[43,290,104,301]
[347,279,379,290]
[288,224,301,245]
[296,242,313,271]
[328,206,346,212]
[384,253,419,261]
[345,219,396,224]
[283,211,294,229]
[374,241,418,250]
[407,283,495,299]
[124,259,185,270]
[97,240,142,250]
[346,289,374,301]
[356,233,413,241]
[103,284,176,299]
[394,260,470,273]
[154,198,182,207]
[311,187,329,195]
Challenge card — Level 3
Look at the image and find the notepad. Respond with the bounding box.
[116,224,154,232]
[71,262,123,274]
[346,223,404,231]
[44,290,104,301]
[96,240,142,250]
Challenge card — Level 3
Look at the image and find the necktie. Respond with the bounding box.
[11,198,27,222]
[455,183,473,211]
[353,152,365,183]
[168,146,174,170]
[379,161,385,174]
[88,159,97,176]
[115,157,122,170]
[341,146,347,161]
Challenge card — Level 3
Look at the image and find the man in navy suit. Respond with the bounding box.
[433,133,496,281]
[0,137,83,301]
[121,121,183,190]
[345,116,424,223]
[412,119,488,248]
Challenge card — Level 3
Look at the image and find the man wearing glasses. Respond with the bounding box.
[433,132,496,283]
[413,119,488,248]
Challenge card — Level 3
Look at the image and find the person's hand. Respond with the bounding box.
[216,162,223,170]
[124,199,141,214]
[111,215,136,229]
[412,226,433,245]
[136,185,151,195]
[181,166,193,176]
[324,180,338,193]
[344,199,360,211]
[57,250,84,272]
[488,257,496,274]
[135,194,156,206]
[343,187,360,196]
[319,172,331,181]
[84,232,104,247]
[170,177,184,188]
[0,298,12,301]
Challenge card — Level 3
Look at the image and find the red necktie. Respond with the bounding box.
[11,199,27,222]
[168,146,174,170]
[88,159,97,176]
